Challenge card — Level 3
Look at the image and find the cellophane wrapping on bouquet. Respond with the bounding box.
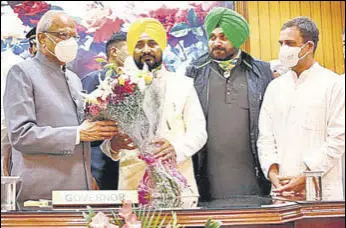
[82,63,192,208]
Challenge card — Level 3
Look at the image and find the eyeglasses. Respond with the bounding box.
[44,31,80,41]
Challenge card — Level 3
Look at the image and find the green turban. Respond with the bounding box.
[205,7,250,48]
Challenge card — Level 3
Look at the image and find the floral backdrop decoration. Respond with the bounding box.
[1,1,234,79]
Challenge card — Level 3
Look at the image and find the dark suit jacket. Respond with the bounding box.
[81,69,119,190]
[185,51,274,201]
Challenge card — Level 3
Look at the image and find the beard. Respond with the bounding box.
[210,47,237,61]
[134,54,163,71]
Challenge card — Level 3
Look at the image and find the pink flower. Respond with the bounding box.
[89,104,101,116]
[97,96,110,110]
[14,1,50,16]
[118,201,133,220]
[93,17,124,43]
[89,212,119,228]
[118,201,141,227]
[81,3,112,33]
[122,214,141,228]
[138,183,150,205]
[138,154,156,165]
[122,223,142,228]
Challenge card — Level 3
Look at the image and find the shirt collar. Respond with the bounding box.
[213,49,242,66]
[290,62,320,84]
[35,51,63,72]
[151,65,167,79]
[212,50,242,78]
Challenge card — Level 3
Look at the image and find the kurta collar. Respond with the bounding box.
[35,51,64,72]
[290,62,320,84]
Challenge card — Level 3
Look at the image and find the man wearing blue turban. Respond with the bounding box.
[185,7,274,202]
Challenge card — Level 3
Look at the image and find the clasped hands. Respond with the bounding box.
[268,164,307,197]
[269,172,306,197]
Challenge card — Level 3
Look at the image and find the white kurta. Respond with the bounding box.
[102,68,207,198]
[257,63,345,200]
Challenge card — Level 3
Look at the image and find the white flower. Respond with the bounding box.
[119,74,129,81]
[97,74,113,100]
[111,78,118,88]
[80,74,113,104]
[137,78,146,92]
[89,212,119,228]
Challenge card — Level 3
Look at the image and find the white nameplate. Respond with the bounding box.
[52,190,138,206]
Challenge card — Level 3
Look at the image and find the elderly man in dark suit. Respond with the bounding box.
[4,10,118,202]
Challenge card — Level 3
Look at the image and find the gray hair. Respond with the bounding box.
[36,10,66,47]
[281,16,319,53]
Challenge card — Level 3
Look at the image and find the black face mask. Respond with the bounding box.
[210,47,238,61]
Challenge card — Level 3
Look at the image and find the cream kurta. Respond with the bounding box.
[258,63,345,200]
[102,68,207,197]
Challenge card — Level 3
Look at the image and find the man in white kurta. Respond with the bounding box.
[257,17,345,200]
[102,18,207,199]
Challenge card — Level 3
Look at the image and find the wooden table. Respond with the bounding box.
[1,198,344,227]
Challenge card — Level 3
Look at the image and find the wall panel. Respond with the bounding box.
[242,1,345,74]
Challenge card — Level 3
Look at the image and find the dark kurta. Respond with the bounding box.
[207,61,261,199]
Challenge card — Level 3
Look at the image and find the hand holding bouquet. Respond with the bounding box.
[82,61,191,208]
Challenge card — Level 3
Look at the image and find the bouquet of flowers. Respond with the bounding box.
[84,200,222,228]
[82,60,190,208]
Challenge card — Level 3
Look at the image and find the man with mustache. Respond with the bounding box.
[101,18,207,199]
[185,7,274,202]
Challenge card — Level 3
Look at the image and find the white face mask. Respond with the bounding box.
[46,36,78,63]
[278,42,310,68]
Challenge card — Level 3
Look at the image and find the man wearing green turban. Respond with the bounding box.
[185,7,274,202]
[205,6,250,49]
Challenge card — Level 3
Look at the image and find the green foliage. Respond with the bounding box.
[95,58,107,63]
[134,205,170,228]
[84,206,221,228]
[104,63,118,70]
[82,206,95,227]
[105,69,114,78]
[204,218,222,228]
[111,211,124,226]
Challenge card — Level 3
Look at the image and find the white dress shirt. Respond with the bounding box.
[257,63,345,200]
